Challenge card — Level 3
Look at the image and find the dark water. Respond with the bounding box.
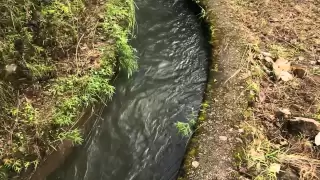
[48,0,209,179]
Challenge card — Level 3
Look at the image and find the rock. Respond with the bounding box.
[292,65,307,78]
[315,132,320,146]
[310,61,316,65]
[264,56,273,63]
[264,56,274,68]
[280,167,299,180]
[238,129,244,133]
[5,64,17,73]
[219,136,228,141]
[192,161,199,168]
[285,117,320,137]
[298,56,305,61]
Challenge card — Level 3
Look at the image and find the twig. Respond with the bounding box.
[76,34,85,74]
[223,69,241,85]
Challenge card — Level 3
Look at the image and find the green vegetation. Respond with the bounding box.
[0,0,136,178]
[175,111,197,137]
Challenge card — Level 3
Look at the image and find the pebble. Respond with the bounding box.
[261,51,272,57]
[192,161,200,168]
[219,136,228,141]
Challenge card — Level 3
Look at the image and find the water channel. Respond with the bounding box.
[48,0,210,179]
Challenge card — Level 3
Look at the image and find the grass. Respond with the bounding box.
[230,0,320,179]
[0,0,136,178]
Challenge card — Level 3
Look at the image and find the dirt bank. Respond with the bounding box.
[180,0,320,179]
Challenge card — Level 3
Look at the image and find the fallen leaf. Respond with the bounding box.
[269,163,281,173]
[279,71,293,81]
[273,58,292,81]
[315,132,320,146]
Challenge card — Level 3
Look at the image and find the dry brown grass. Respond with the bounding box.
[225,0,320,179]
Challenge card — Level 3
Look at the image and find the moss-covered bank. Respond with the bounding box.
[0,0,136,178]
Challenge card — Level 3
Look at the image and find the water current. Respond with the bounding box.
[49,0,210,179]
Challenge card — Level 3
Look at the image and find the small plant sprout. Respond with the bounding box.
[175,109,197,137]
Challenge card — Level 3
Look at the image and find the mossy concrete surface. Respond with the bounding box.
[179,0,247,179]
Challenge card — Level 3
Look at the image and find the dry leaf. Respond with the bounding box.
[273,58,291,79]
[269,163,281,173]
[279,71,293,81]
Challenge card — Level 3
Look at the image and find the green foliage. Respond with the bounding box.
[104,0,137,76]
[0,0,137,178]
[175,112,197,137]
[58,129,83,145]
[175,121,194,137]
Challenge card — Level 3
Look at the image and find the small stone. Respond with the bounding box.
[279,139,288,146]
[261,51,272,57]
[298,56,305,61]
[192,161,200,168]
[265,56,273,63]
[315,132,320,146]
[238,129,244,133]
[219,136,228,141]
[5,64,17,73]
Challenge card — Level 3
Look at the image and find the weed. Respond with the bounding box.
[58,129,83,145]
[175,111,197,137]
[175,121,194,137]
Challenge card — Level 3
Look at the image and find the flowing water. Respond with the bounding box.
[49,0,210,179]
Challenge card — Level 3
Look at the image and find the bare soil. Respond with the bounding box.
[180,0,320,179]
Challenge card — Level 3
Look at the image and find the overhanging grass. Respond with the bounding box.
[0,0,136,178]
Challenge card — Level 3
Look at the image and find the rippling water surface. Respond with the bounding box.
[49,0,209,179]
